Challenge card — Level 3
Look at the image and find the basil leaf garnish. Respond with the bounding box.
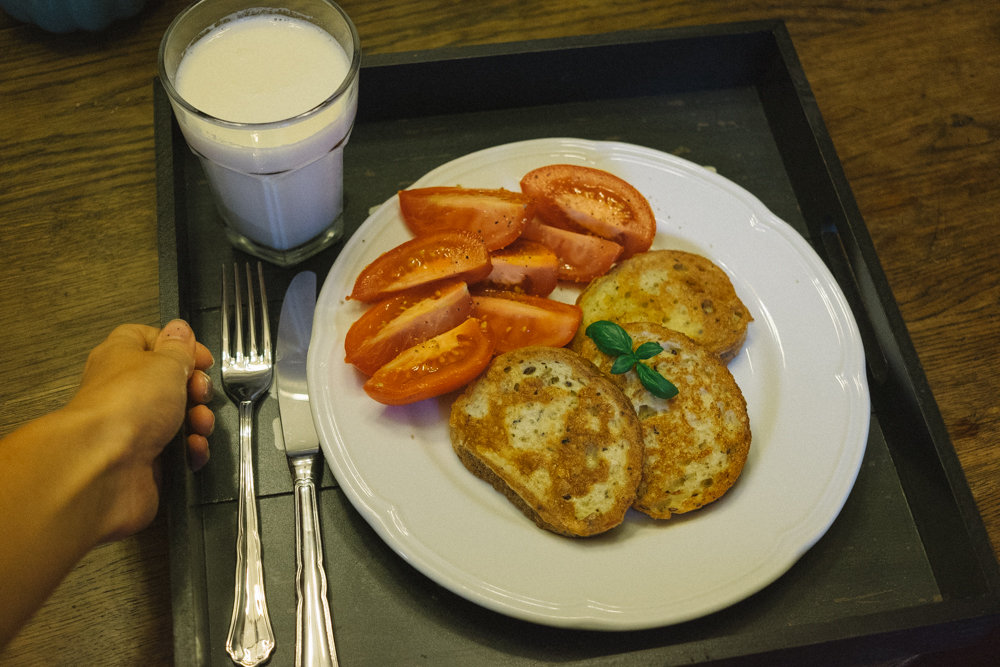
[610,354,636,374]
[585,320,634,357]
[585,320,679,399]
[634,341,664,359]
[636,361,679,399]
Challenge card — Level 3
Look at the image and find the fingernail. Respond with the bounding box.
[202,371,215,402]
[163,319,193,341]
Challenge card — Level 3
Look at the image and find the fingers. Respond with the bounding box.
[104,323,160,350]
[187,401,214,473]
[188,369,214,404]
[154,319,199,377]
[195,341,215,372]
[188,403,214,437]
[155,320,215,473]
[187,433,211,472]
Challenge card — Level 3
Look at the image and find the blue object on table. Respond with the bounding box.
[0,0,148,33]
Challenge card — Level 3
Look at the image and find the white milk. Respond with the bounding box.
[172,12,357,253]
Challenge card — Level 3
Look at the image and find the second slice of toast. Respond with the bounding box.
[449,346,643,537]
[573,322,751,519]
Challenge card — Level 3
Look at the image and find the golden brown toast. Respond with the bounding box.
[572,322,751,519]
[574,249,753,362]
[449,346,643,537]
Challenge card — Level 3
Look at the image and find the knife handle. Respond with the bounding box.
[290,455,338,667]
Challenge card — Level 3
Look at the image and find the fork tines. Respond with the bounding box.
[221,261,271,367]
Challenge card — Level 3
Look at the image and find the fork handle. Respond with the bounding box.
[226,400,276,667]
[290,455,338,667]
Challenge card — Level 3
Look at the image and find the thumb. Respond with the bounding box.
[153,319,198,378]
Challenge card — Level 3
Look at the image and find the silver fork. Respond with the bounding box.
[221,262,276,667]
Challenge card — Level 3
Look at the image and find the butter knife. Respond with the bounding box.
[275,271,338,667]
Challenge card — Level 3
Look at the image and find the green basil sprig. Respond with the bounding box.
[585,320,679,399]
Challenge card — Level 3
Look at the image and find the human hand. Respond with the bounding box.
[0,319,216,643]
[65,319,215,541]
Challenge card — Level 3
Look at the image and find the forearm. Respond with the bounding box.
[0,405,123,646]
[0,320,211,647]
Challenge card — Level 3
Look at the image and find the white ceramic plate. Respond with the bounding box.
[308,138,870,630]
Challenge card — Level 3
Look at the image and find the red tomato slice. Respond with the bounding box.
[349,230,492,302]
[398,187,535,251]
[345,280,474,376]
[521,217,623,283]
[520,164,656,258]
[478,239,559,296]
[472,289,582,353]
[363,317,495,405]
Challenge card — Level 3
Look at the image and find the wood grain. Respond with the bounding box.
[1,0,997,663]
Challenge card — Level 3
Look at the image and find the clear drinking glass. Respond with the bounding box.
[158,0,360,266]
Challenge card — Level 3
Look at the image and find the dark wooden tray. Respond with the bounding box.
[155,19,1000,665]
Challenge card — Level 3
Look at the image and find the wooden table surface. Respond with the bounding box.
[1,1,997,663]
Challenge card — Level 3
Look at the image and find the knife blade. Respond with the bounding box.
[277,270,320,456]
[276,270,339,667]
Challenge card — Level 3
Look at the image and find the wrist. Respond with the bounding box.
[41,401,135,544]
[0,403,133,645]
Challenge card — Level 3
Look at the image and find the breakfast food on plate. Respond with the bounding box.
[575,249,753,362]
[471,289,582,354]
[363,317,495,406]
[398,186,535,251]
[347,162,757,535]
[344,280,474,376]
[349,230,492,302]
[520,215,623,283]
[478,238,559,296]
[573,322,751,519]
[449,346,643,537]
[520,164,656,259]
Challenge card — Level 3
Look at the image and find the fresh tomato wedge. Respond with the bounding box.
[398,187,535,251]
[520,164,656,258]
[349,230,492,302]
[478,239,559,296]
[472,289,582,354]
[521,217,623,283]
[345,280,474,376]
[363,317,495,405]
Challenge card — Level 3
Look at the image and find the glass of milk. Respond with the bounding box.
[158,0,360,266]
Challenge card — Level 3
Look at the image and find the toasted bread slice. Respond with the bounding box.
[572,323,750,519]
[574,249,753,361]
[449,346,643,537]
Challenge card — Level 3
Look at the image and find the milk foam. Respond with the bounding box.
[175,14,350,124]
